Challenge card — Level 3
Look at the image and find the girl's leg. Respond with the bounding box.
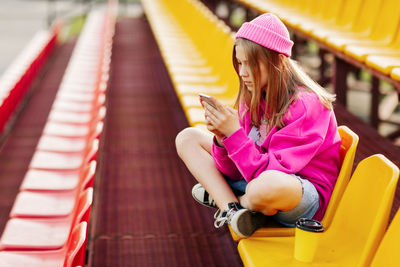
[175,127,238,211]
[239,170,303,216]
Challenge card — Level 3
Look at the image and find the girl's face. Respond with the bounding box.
[235,44,268,93]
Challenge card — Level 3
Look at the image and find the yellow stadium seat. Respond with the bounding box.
[335,0,400,52]
[290,0,344,35]
[362,30,400,74]
[310,0,363,42]
[238,154,399,266]
[365,55,400,75]
[241,0,298,23]
[273,0,313,28]
[370,208,400,267]
[345,19,400,62]
[283,0,317,29]
[143,0,240,127]
[325,0,384,51]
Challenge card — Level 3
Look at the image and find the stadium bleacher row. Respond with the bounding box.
[142,0,239,128]
[0,21,61,135]
[0,1,117,266]
[142,0,400,265]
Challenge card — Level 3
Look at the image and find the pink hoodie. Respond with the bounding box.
[211,91,341,220]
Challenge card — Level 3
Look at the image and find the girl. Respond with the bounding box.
[175,13,341,238]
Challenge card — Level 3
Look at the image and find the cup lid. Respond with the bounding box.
[296,218,324,232]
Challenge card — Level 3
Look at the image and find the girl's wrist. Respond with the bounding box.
[224,126,241,138]
[214,136,224,147]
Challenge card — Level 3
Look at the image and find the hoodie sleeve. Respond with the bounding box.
[210,104,248,181]
[222,95,328,182]
[211,137,242,180]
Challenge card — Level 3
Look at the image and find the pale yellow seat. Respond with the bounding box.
[363,29,400,74]
[390,67,400,81]
[238,154,399,266]
[230,125,359,242]
[365,55,400,75]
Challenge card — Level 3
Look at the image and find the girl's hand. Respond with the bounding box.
[205,121,225,147]
[201,98,225,146]
[203,97,240,137]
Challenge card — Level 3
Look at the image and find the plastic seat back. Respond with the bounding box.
[322,154,399,266]
[320,125,359,228]
[371,209,400,267]
[298,0,319,18]
[74,188,94,226]
[350,0,383,35]
[64,222,88,267]
[81,161,97,190]
[367,0,400,43]
[333,0,364,29]
[308,0,343,24]
[391,25,400,49]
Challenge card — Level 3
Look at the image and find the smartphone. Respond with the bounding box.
[199,93,218,110]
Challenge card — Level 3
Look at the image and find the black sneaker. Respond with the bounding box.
[214,202,268,238]
[191,183,217,208]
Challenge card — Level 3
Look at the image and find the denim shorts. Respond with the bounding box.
[226,174,320,227]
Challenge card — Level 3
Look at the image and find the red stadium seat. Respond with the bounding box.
[29,139,98,171]
[12,162,95,217]
[0,188,92,251]
[20,160,96,192]
[0,222,87,267]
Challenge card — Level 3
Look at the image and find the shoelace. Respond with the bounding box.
[213,209,221,220]
[213,208,236,228]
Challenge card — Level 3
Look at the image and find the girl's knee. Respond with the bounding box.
[245,171,288,210]
[175,127,201,156]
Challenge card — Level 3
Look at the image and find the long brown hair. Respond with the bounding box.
[233,38,335,128]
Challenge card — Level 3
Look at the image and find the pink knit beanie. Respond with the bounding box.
[235,13,293,57]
